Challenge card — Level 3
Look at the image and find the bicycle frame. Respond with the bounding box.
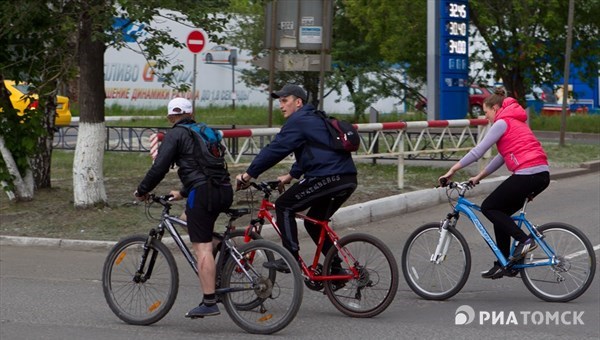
[245,193,355,282]
[137,197,261,295]
[439,190,558,269]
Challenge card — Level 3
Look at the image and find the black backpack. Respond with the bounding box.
[314,110,360,152]
[177,122,230,186]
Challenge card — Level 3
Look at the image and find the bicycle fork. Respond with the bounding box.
[431,217,454,264]
[133,229,162,283]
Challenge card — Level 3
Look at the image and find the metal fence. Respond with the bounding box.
[54,119,489,188]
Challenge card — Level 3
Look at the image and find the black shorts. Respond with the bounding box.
[185,183,233,243]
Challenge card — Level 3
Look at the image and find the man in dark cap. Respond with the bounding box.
[236,84,357,276]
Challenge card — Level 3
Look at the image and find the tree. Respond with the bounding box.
[228,0,421,121]
[469,0,600,106]
[71,0,229,208]
[344,0,600,108]
[1,0,229,206]
[0,1,77,201]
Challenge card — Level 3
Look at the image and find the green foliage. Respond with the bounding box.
[0,0,232,194]
[470,0,600,105]
[344,0,427,82]
[0,107,47,189]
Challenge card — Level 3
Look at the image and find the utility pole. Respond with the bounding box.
[560,0,575,147]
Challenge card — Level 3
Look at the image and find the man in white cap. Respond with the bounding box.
[135,97,233,318]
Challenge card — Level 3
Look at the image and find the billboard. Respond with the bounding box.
[105,13,266,109]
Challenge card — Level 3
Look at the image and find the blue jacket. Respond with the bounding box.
[246,104,357,179]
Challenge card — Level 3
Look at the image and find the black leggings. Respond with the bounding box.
[481,172,550,258]
[275,174,357,259]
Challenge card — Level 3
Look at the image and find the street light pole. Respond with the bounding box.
[560,0,575,147]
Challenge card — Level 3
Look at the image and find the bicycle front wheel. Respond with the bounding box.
[221,239,303,334]
[102,235,178,325]
[402,223,471,300]
[323,233,399,318]
[521,223,596,302]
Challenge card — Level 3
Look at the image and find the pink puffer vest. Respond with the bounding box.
[495,98,548,172]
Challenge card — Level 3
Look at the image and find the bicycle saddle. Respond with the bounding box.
[226,208,251,219]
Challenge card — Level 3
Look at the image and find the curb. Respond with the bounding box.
[2,161,598,249]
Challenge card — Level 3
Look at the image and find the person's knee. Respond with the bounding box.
[193,242,213,258]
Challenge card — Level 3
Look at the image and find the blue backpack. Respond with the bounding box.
[177,123,230,185]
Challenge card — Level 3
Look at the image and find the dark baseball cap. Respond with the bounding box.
[271,84,307,102]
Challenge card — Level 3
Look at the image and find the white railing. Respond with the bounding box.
[220,119,490,188]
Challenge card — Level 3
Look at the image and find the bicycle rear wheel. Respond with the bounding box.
[102,235,178,325]
[323,233,399,318]
[221,239,303,334]
[217,229,273,312]
[521,223,596,302]
[402,223,471,300]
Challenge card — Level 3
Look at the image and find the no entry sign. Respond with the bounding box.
[187,30,205,54]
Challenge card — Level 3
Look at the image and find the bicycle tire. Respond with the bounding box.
[520,223,596,302]
[323,233,399,318]
[402,223,471,300]
[102,235,178,325]
[221,239,303,334]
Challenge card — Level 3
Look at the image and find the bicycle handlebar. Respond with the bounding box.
[149,194,174,206]
[239,180,283,199]
[443,180,475,196]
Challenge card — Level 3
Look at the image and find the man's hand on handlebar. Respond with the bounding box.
[134,190,149,201]
[235,173,252,191]
[276,173,292,193]
[168,190,183,201]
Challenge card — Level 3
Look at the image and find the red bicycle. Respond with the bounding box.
[238,180,399,318]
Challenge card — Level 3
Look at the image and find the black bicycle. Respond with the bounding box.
[102,194,303,334]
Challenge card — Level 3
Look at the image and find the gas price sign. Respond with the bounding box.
[439,0,469,119]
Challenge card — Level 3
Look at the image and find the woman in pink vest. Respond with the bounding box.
[439,87,550,279]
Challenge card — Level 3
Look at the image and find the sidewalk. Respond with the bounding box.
[2,160,598,250]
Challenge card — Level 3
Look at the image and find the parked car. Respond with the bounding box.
[468,84,493,116]
[201,45,233,64]
[526,85,557,104]
[3,80,72,126]
[415,85,493,118]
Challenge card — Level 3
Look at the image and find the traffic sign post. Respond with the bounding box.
[187,30,205,54]
[187,30,206,112]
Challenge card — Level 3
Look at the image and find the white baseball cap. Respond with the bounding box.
[167,97,193,115]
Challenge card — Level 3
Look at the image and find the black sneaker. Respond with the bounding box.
[510,237,538,261]
[330,266,352,291]
[185,303,220,318]
[262,258,291,273]
[481,261,504,279]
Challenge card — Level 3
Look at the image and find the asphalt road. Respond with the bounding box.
[1,173,598,340]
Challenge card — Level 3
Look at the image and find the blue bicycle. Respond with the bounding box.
[402,181,596,302]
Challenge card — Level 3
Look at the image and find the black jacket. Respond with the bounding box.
[246,104,357,179]
[137,117,207,197]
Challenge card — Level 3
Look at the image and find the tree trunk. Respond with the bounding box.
[0,135,32,201]
[73,122,107,207]
[31,94,56,189]
[73,0,107,208]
